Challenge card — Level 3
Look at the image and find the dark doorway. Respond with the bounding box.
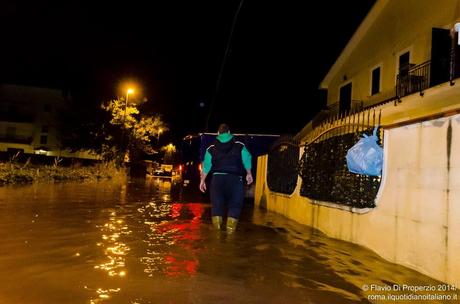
[399,51,410,76]
[339,83,352,114]
[430,28,451,86]
[453,32,460,79]
[371,67,381,95]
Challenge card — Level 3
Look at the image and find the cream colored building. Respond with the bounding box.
[298,0,460,140]
[0,84,98,160]
[256,0,460,287]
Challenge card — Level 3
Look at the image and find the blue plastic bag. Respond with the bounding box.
[346,127,383,176]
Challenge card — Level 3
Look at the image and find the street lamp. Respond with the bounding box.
[120,88,134,164]
[163,143,176,164]
[124,88,134,123]
[157,128,163,143]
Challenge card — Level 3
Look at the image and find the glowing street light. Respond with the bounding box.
[124,88,134,121]
[119,88,135,164]
[165,143,176,152]
[157,128,163,142]
[162,143,176,165]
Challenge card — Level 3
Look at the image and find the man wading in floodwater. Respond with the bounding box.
[199,124,253,233]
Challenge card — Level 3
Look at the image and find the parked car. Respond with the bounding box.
[152,168,172,177]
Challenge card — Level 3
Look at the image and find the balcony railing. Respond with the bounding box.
[315,45,460,130]
[0,112,35,123]
[0,135,33,144]
[397,61,431,99]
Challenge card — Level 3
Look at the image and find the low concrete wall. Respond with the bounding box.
[255,114,460,286]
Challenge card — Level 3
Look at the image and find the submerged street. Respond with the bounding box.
[0,179,450,304]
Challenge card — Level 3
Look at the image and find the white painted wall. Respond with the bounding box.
[255,113,460,286]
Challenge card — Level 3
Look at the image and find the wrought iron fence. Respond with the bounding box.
[320,100,364,123]
[266,136,300,195]
[299,108,382,209]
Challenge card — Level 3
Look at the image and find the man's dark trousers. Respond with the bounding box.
[210,174,244,219]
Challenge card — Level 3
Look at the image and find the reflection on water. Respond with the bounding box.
[95,212,130,276]
[0,179,456,303]
[138,191,205,278]
[145,203,203,277]
[147,177,172,202]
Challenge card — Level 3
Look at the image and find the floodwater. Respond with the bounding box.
[0,178,456,304]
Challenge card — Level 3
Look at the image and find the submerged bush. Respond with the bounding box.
[0,161,125,186]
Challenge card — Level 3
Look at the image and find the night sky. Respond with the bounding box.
[0,0,376,143]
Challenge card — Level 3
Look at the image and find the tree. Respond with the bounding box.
[57,101,110,156]
[58,97,167,165]
[101,98,168,164]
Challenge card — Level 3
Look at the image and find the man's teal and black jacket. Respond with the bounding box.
[202,133,252,176]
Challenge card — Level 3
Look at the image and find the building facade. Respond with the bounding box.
[298,0,460,139]
[323,0,460,113]
[0,84,98,160]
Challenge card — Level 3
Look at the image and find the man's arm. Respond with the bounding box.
[199,150,212,192]
[241,146,253,185]
[245,169,253,185]
[199,172,208,192]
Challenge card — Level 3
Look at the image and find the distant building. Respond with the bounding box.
[0,84,98,160]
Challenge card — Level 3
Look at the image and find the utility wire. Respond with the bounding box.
[205,0,245,132]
